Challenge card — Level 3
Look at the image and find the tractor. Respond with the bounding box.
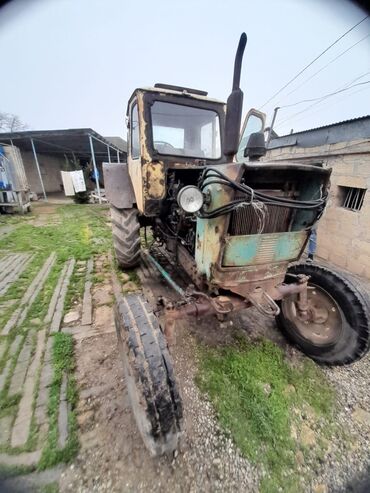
[103,33,370,456]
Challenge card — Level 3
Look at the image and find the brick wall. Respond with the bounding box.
[265,139,370,279]
[22,151,66,194]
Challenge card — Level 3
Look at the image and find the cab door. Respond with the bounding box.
[127,99,144,212]
[236,108,266,162]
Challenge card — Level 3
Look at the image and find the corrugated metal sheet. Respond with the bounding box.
[269,115,370,149]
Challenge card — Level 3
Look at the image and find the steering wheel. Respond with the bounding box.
[154,141,175,149]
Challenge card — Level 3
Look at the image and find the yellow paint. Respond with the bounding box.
[127,94,144,213]
[145,162,165,199]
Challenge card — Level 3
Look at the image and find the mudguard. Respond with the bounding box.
[102,162,135,209]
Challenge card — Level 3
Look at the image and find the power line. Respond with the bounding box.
[279,85,370,130]
[275,72,370,126]
[258,14,369,110]
[281,33,370,100]
[276,82,370,128]
[279,80,370,110]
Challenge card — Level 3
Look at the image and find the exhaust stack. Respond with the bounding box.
[224,33,247,158]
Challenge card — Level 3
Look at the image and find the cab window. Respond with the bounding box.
[131,103,140,159]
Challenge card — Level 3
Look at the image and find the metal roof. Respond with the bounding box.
[105,136,127,152]
[277,115,370,138]
[269,115,370,149]
[0,128,126,160]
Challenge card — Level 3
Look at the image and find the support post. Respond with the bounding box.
[266,107,280,145]
[88,134,101,204]
[30,138,47,201]
[107,145,111,164]
[116,150,120,163]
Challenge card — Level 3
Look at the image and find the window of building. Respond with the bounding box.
[338,186,367,211]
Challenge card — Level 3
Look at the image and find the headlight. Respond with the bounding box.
[177,185,204,213]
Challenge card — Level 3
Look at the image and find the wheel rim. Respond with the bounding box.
[281,283,343,346]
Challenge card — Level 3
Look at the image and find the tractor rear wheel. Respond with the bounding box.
[115,293,183,456]
[277,263,370,365]
[110,206,141,268]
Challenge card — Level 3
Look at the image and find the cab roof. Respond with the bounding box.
[126,85,225,114]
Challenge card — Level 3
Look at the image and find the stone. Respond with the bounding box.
[121,281,138,292]
[290,424,298,441]
[120,272,130,283]
[63,310,80,324]
[58,375,69,448]
[50,259,76,332]
[352,407,370,427]
[283,384,296,396]
[94,305,114,330]
[0,335,22,392]
[0,415,13,445]
[295,450,304,465]
[30,318,41,326]
[77,410,94,428]
[8,341,32,396]
[300,424,316,447]
[313,484,328,493]
[0,450,41,466]
[81,281,92,325]
[262,383,271,396]
[3,253,56,335]
[93,286,112,306]
[11,330,46,447]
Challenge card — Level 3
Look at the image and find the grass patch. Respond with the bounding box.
[0,205,112,261]
[39,332,78,469]
[197,338,335,493]
[39,482,59,493]
[0,204,113,467]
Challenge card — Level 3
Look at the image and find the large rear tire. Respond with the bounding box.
[110,206,141,268]
[115,293,183,456]
[277,263,370,365]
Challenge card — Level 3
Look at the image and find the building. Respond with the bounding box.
[267,115,370,279]
[0,128,127,203]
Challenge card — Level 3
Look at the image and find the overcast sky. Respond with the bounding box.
[0,0,369,138]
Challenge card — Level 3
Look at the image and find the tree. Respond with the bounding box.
[0,112,28,132]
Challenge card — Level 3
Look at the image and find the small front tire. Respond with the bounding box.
[115,293,183,456]
[277,263,370,365]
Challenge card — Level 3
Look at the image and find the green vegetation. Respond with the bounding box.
[197,338,336,493]
[0,204,113,467]
[0,204,112,261]
[39,482,59,493]
[39,332,78,469]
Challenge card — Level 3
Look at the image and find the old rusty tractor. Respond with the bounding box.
[103,33,370,456]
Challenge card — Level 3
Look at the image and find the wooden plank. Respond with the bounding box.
[2,253,56,335]
[50,258,75,333]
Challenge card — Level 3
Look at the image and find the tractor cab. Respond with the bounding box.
[126,85,226,168]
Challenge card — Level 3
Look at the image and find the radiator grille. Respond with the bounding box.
[228,191,293,235]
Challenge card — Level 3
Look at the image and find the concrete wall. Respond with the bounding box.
[265,139,370,279]
[22,151,66,194]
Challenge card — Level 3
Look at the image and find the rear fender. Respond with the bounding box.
[103,162,136,209]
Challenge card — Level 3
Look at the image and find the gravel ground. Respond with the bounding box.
[59,323,262,493]
[320,356,370,492]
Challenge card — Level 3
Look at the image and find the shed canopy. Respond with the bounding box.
[0,128,126,161]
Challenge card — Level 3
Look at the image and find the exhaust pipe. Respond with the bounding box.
[224,33,247,158]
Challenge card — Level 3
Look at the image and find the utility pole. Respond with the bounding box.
[266,107,280,145]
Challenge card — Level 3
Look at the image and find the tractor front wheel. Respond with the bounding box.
[115,293,183,456]
[110,206,141,268]
[277,263,370,365]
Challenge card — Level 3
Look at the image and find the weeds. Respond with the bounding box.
[197,338,335,493]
